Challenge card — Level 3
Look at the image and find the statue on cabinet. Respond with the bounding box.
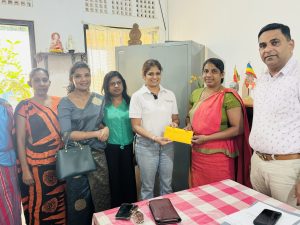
[128,23,142,45]
[49,32,63,53]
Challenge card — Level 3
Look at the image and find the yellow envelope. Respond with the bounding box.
[163,126,193,145]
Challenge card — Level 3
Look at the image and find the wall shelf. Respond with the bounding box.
[35,52,87,70]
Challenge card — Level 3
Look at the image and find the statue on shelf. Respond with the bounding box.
[66,35,75,54]
[128,23,142,45]
[49,32,63,53]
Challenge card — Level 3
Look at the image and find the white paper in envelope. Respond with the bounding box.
[220,201,300,225]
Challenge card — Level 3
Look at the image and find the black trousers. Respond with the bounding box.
[105,143,137,208]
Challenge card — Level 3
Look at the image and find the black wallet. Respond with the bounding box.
[149,198,182,224]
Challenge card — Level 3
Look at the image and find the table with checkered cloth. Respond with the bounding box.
[92,179,300,225]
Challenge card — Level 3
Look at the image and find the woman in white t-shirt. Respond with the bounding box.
[129,59,179,200]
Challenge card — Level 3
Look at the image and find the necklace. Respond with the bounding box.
[199,86,223,102]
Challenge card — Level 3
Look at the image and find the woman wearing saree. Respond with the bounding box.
[15,68,66,225]
[185,58,252,187]
[0,98,21,225]
[58,62,110,225]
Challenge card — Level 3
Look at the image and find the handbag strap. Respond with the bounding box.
[63,135,83,150]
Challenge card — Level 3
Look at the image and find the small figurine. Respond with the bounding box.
[128,23,142,45]
[66,35,75,53]
[244,62,257,89]
[49,32,63,53]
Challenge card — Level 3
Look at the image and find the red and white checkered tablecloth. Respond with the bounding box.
[92,179,300,225]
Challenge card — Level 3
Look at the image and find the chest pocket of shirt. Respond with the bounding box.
[159,98,174,113]
[270,76,298,114]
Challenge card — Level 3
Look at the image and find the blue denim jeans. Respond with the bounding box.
[135,136,174,200]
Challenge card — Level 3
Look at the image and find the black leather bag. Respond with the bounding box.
[56,142,96,180]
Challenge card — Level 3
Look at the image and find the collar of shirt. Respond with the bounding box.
[263,55,297,79]
[140,84,168,94]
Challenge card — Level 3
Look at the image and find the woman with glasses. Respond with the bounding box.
[129,59,179,200]
[102,71,137,207]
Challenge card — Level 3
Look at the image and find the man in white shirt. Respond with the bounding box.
[249,23,300,208]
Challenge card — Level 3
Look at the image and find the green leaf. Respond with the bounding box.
[0,39,32,101]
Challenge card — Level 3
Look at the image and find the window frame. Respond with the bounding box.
[0,18,36,67]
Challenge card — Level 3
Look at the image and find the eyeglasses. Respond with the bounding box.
[109,81,122,87]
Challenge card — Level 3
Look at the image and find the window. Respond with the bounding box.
[0,19,36,105]
[84,0,156,18]
[84,24,159,93]
[0,0,33,7]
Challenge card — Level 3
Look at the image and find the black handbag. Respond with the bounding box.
[56,142,96,180]
[56,93,105,180]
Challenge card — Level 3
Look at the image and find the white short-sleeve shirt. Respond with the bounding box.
[249,56,300,154]
[129,85,178,136]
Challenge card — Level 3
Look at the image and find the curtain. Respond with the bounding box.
[86,24,159,93]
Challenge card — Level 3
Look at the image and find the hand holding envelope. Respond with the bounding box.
[163,126,194,145]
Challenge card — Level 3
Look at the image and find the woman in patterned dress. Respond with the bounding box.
[15,68,66,225]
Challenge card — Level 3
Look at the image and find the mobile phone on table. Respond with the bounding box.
[253,209,282,225]
[115,203,137,220]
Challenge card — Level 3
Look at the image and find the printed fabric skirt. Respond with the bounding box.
[18,163,66,225]
[0,165,21,225]
[66,149,110,225]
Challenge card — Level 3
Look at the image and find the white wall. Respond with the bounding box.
[0,0,167,96]
[0,0,167,53]
[167,0,300,86]
[4,0,300,90]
